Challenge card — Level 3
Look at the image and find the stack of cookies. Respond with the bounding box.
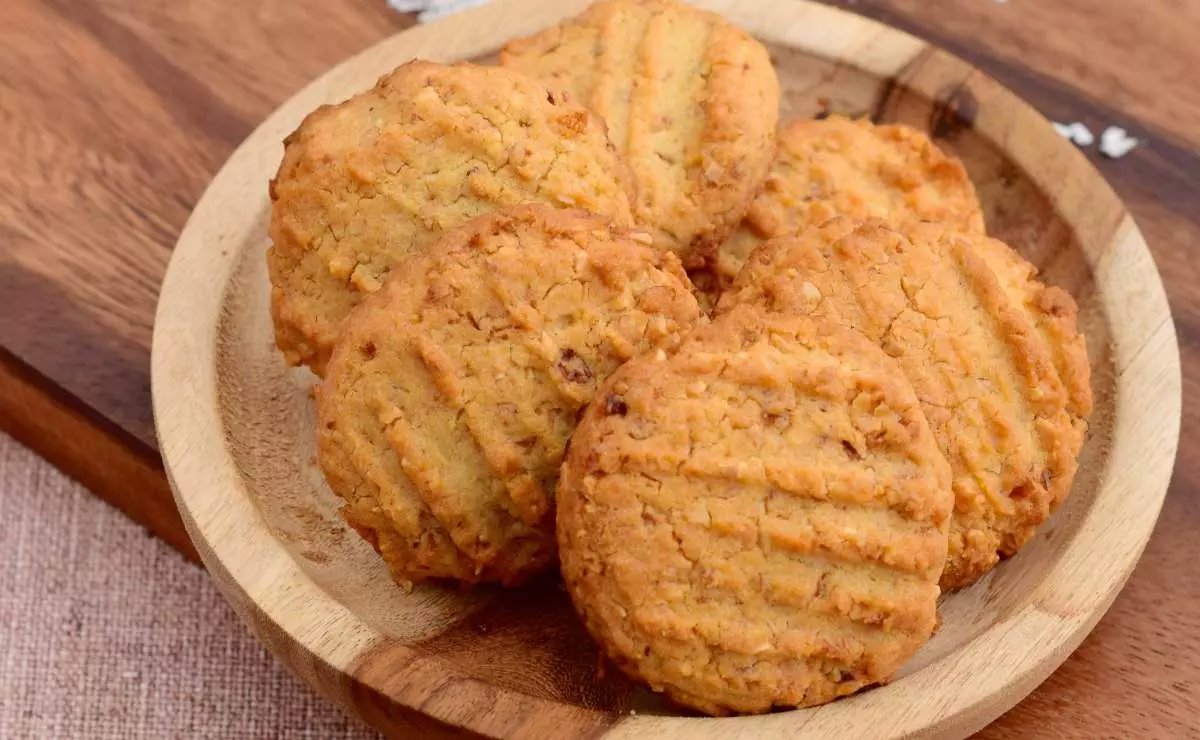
[267,0,1092,716]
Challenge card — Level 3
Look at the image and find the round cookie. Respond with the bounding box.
[719,218,1091,589]
[715,115,985,288]
[269,60,636,374]
[317,205,701,587]
[501,0,780,269]
[558,305,953,714]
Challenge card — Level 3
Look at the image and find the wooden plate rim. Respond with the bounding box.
[151,1,1182,737]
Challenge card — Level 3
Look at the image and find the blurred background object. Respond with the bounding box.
[387,0,493,22]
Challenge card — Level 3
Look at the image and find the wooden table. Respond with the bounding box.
[2,0,1196,735]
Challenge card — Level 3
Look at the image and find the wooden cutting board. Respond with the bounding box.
[2,0,1198,736]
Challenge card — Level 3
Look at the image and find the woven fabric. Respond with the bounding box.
[0,431,378,739]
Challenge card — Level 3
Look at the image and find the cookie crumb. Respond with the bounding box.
[1052,121,1094,147]
[1099,125,1138,159]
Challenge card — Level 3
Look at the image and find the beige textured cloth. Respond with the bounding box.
[0,431,379,739]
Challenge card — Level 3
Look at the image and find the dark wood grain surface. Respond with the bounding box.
[1,0,1196,736]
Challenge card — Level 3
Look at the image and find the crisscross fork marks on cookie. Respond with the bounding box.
[720,218,1090,588]
[558,306,951,714]
[317,206,700,586]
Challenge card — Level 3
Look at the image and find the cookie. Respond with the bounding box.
[317,205,701,586]
[501,0,780,269]
[719,218,1091,589]
[269,60,636,374]
[715,116,984,288]
[558,304,953,714]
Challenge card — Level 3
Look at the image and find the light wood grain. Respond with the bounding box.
[150,1,1180,738]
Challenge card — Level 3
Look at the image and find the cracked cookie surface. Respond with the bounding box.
[269,60,635,374]
[715,115,984,288]
[557,304,952,714]
[317,205,700,586]
[719,218,1091,589]
[501,0,780,269]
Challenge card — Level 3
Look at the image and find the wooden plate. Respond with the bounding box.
[151,1,1181,737]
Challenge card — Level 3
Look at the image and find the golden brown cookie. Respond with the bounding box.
[558,305,953,714]
[317,205,700,586]
[269,60,636,374]
[501,0,780,269]
[715,115,985,288]
[719,218,1091,589]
